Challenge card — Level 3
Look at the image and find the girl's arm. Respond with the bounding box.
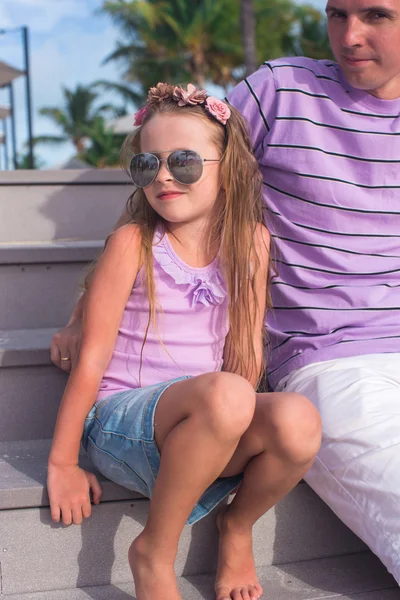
[50,293,85,371]
[223,223,270,388]
[48,224,142,524]
[50,207,133,371]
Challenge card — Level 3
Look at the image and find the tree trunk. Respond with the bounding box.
[192,46,206,88]
[241,0,257,77]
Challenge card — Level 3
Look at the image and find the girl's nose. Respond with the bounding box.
[155,158,173,182]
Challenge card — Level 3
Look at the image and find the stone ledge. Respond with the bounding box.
[0,168,131,185]
[0,328,58,367]
[0,239,103,264]
[1,553,397,599]
[0,438,142,509]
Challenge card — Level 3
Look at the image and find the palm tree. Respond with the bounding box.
[99,0,331,103]
[15,148,44,170]
[254,0,300,62]
[291,5,333,60]
[35,84,120,153]
[79,117,124,168]
[254,1,332,62]
[241,0,257,76]
[101,0,243,93]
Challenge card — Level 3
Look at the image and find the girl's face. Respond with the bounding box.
[140,113,222,229]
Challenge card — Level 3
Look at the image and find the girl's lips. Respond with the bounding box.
[157,191,183,199]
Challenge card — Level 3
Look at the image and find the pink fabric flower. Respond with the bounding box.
[205,97,231,125]
[133,106,148,126]
[173,83,207,106]
[148,82,172,104]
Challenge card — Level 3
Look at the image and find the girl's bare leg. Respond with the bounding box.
[215,392,322,600]
[129,372,257,600]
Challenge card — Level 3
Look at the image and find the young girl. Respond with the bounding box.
[47,83,321,600]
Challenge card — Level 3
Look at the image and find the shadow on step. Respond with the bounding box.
[40,500,142,599]
[272,489,398,597]
[77,511,139,599]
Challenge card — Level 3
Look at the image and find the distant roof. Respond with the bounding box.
[107,113,134,134]
[0,61,24,87]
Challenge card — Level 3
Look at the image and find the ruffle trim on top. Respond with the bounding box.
[152,231,227,308]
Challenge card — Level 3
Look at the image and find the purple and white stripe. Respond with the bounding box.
[229,57,400,388]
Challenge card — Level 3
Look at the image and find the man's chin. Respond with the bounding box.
[341,67,377,92]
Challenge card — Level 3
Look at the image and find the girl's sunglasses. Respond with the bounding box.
[129,150,220,188]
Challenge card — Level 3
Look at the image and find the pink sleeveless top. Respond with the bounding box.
[97,227,229,400]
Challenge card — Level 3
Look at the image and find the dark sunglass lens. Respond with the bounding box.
[168,150,203,185]
[130,153,158,187]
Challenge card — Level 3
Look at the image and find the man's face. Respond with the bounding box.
[326,0,400,99]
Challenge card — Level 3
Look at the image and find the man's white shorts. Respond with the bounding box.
[276,353,400,584]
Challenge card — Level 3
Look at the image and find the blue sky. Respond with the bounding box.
[0,0,327,168]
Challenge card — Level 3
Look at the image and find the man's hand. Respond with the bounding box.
[50,320,82,373]
[47,463,102,526]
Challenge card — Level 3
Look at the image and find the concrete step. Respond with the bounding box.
[0,241,103,329]
[0,439,375,595]
[0,328,70,441]
[0,328,66,441]
[0,169,129,243]
[1,554,398,599]
[0,328,60,368]
[0,439,140,509]
[0,240,103,265]
[0,364,66,441]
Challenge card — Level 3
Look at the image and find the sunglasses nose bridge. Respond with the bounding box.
[155,156,174,182]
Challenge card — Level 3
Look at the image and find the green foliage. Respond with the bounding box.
[254,1,333,62]
[79,117,125,168]
[292,5,334,60]
[100,0,332,101]
[101,0,244,97]
[32,1,333,168]
[36,84,123,153]
[15,149,44,170]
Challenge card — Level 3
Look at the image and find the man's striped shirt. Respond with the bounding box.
[228,57,400,388]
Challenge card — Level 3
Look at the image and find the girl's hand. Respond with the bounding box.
[50,319,82,373]
[47,464,102,525]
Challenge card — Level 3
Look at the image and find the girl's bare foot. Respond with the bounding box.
[129,533,182,600]
[215,506,263,600]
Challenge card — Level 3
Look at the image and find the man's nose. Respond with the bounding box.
[342,15,364,48]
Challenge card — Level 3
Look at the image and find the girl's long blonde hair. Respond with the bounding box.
[88,85,271,385]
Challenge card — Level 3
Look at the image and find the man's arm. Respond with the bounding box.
[227,62,278,160]
[50,207,132,371]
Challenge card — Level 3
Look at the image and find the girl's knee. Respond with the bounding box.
[194,372,256,440]
[264,392,322,465]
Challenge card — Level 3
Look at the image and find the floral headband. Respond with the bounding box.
[133,82,231,127]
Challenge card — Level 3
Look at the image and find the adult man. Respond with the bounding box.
[52,0,400,583]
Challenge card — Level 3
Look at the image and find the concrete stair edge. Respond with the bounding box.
[0,554,397,599]
[0,168,130,185]
[0,240,103,265]
[0,438,374,594]
[0,328,58,367]
[0,439,142,509]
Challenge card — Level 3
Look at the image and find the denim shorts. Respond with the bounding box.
[82,376,243,525]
